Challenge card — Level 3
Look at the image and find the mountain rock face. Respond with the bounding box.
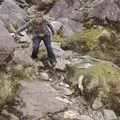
[49,0,120,36]
[90,0,120,22]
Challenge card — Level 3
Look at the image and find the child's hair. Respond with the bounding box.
[35,11,44,18]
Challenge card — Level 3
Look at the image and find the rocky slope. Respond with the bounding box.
[0,0,120,120]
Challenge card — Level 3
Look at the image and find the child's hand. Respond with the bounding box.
[10,33,17,38]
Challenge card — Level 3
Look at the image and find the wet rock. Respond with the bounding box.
[103,109,117,120]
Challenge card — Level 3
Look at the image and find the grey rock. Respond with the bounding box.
[49,0,86,36]
[64,110,81,119]
[64,111,94,120]
[14,81,67,119]
[103,109,117,120]
[90,0,120,22]
[92,97,103,110]
[0,20,16,66]
[50,0,120,35]
[39,72,49,81]
[13,47,34,66]
[1,109,19,120]
[79,115,94,120]
[92,111,105,120]
[0,0,26,25]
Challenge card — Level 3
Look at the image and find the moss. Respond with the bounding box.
[52,35,66,43]
[38,48,48,61]
[60,28,103,52]
[9,23,19,33]
[0,71,19,107]
[83,15,94,29]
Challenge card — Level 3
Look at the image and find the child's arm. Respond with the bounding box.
[15,20,34,34]
[46,21,55,35]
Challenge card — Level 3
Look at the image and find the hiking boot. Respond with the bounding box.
[50,59,57,67]
[42,59,51,67]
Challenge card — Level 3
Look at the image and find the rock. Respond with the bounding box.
[0,0,26,25]
[103,109,117,120]
[49,0,87,36]
[52,43,71,70]
[49,0,120,35]
[39,72,49,81]
[30,0,57,13]
[0,21,16,66]
[50,20,63,34]
[64,110,80,119]
[66,56,120,112]
[14,0,28,8]
[64,111,94,120]
[92,111,105,120]
[79,115,94,120]
[1,109,19,120]
[13,47,35,66]
[58,18,84,37]
[14,81,67,119]
[90,0,120,22]
[92,97,103,110]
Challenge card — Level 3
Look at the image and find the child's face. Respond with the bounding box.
[36,11,44,24]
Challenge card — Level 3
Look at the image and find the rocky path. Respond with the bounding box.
[0,58,117,120]
[0,35,118,120]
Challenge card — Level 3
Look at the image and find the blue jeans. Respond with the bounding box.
[31,35,56,62]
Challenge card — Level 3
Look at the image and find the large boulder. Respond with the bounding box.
[49,0,120,35]
[0,0,26,26]
[0,21,16,66]
[89,0,120,22]
[66,56,120,113]
[49,0,85,36]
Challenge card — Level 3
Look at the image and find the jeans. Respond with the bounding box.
[31,35,56,62]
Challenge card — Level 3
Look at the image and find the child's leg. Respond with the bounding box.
[43,35,56,65]
[31,36,41,59]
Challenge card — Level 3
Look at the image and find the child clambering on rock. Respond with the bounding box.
[13,9,57,67]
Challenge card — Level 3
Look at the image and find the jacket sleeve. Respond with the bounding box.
[46,21,55,35]
[16,20,33,34]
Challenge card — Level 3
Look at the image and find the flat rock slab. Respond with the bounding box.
[15,81,67,120]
